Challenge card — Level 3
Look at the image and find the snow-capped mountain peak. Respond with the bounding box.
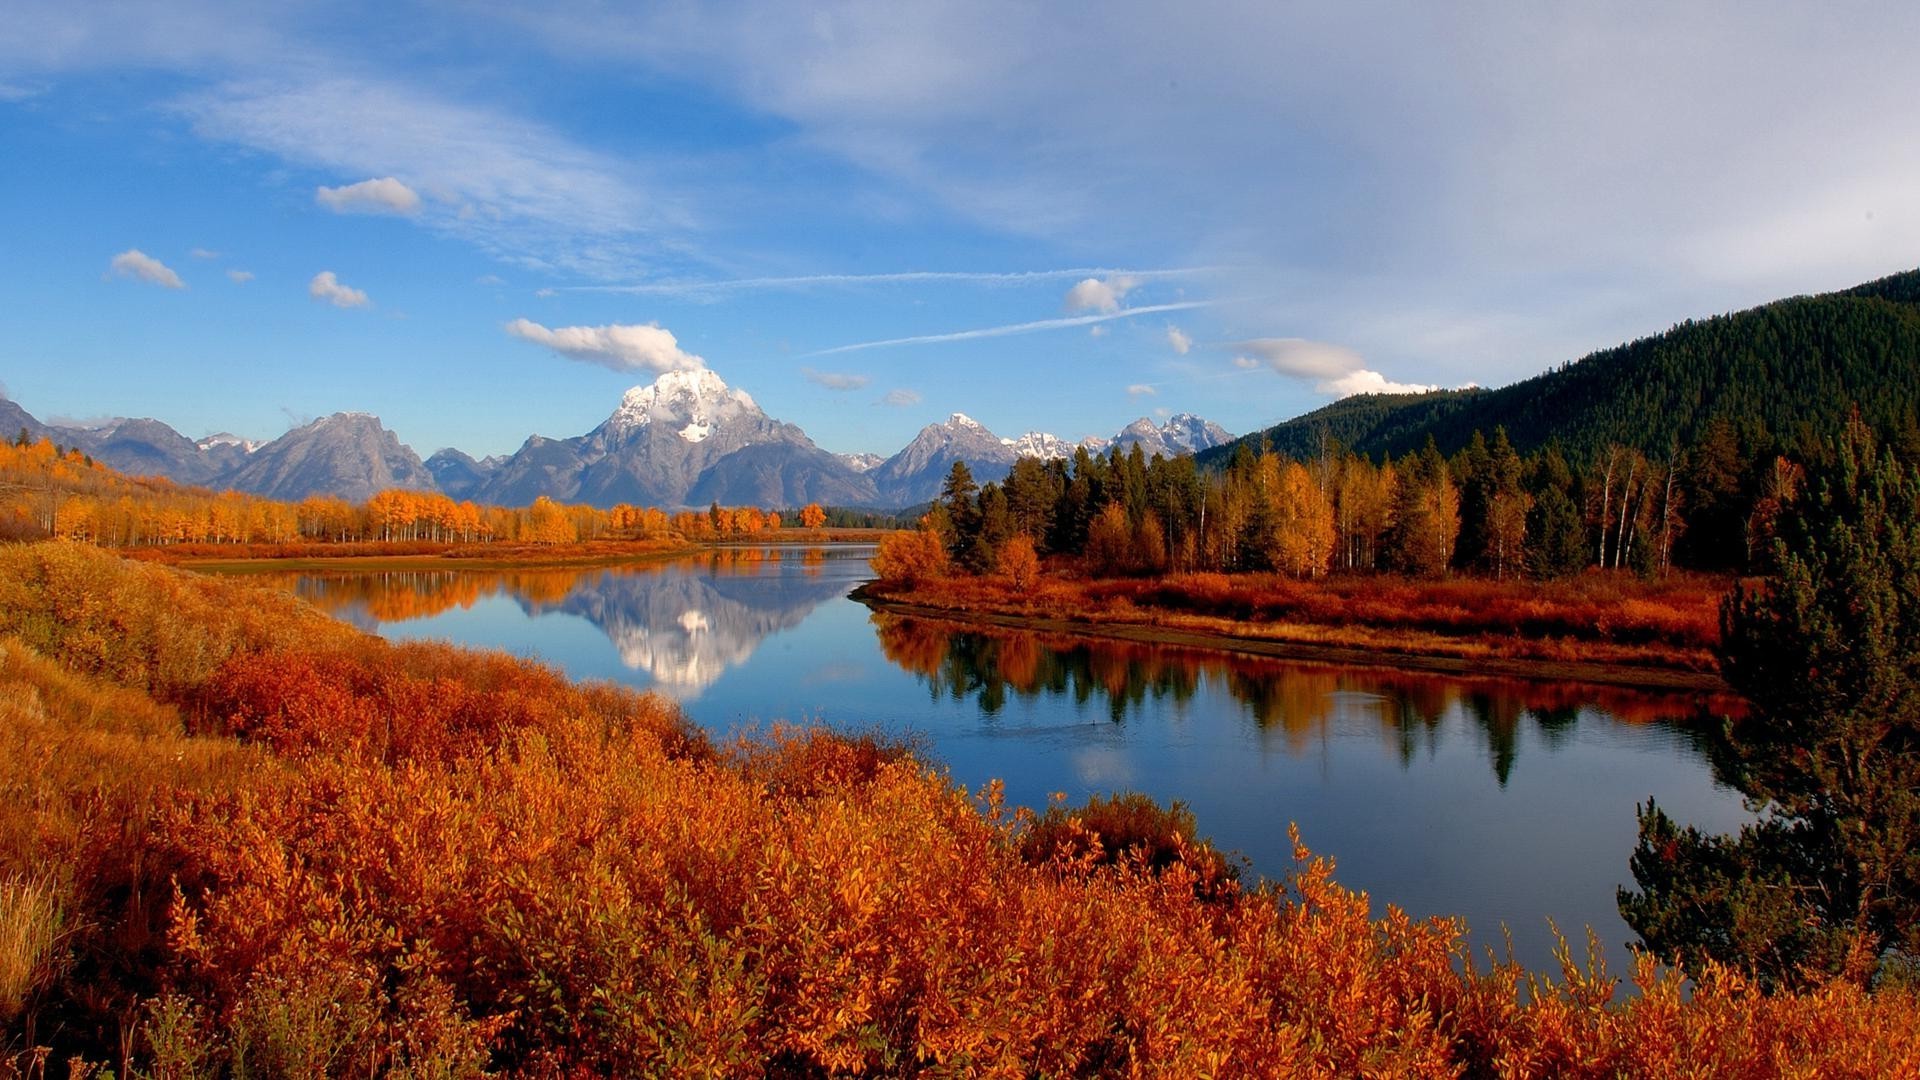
[607,368,763,441]
[1003,431,1079,460]
[196,432,261,453]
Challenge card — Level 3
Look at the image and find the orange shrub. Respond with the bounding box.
[870,527,950,585]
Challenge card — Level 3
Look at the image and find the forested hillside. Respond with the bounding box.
[1206,268,1920,465]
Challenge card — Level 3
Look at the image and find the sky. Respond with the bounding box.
[2,2,1917,459]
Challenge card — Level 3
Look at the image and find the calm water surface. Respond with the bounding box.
[251,544,1752,976]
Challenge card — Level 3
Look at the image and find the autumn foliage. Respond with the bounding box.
[2,542,1916,1076]
[870,526,951,585]
[0,435,792,554]
[868,564,1730,679]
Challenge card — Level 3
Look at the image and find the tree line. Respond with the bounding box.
[921,413,1870,581]
[0,434,798,548]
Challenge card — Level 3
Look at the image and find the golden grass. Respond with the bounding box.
[0,875,65,1024]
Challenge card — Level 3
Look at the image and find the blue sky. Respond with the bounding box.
[3,2,1917,458]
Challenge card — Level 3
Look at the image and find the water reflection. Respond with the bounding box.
[873,613,1737,787]
[268,548,851,696]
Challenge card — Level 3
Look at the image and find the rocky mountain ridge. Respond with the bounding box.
[3,374,1231,509]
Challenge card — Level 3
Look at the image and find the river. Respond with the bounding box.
[239,543,1753,978]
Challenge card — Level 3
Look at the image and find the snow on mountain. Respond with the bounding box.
[1108,413,1234,459]
[478,368,879,509]
[605,368,763,442]
[196,432,261,453]
[1002,431,1080,460]
[872,413,1019,506]
[837,452,886,473]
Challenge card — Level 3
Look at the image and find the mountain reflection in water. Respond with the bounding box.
[265,547,850,696]
[872,612,1741,787]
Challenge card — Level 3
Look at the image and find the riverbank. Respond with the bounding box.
[123,528,884,573]
[855,570,1732,693]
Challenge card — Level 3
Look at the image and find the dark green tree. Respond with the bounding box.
[1525,445,1585,578]
[938,460,981,565]
[1620,418,1920,988]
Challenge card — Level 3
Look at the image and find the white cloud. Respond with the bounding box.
[226,269,254,283]
[878,388,922,407]
[475,274,505,287]
[1165,325,1192,354]
[802,368,869,391]
[1126,384,1156,396]
[1063,274,1138,314]
[189,247,220,259]
[109,249,184,289]
[505,318,704,373]
[308,270,368,308]
[1088,325,1108,338]
[1236,338,1366,380]
[1237,337,1436,398]
[316,176,422,215]
[1320,370,1440,396]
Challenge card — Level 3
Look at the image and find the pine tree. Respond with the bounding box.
[1621,418,1920,987]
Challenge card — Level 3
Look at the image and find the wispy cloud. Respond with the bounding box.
[1165,325,1192,355]
[1126,384,1156,396]
[802,368,870,391]
[226,268,254,283]
[316,176,421,215]
[174,76,668,275]
[807,300,1217,356]
[109,249,184,289]
[878,388,922,407]
[569,266,1221,297]
[506,318,704,373]
[189,247,220,259]
[308,270,368,308]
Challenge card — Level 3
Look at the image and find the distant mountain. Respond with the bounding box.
[477,369,879,509]
[1109,413,1234,459]
[424,448,501,501]
[1,398,53,445]
[75,418,229,487]
[1003,431,1080,460]
[837,451,886,473]
[1201,267,1920,467]
[195,432,260,476]
[872,413,1019,506]
[224,412,437,502]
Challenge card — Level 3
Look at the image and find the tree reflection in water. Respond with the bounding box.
[872,611,1735,786]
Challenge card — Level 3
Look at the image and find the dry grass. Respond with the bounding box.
[0,875,66,1024]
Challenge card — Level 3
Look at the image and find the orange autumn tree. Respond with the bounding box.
[801,502,827,530]
[872,525,950,584]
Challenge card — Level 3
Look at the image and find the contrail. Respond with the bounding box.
[568,267,1226,296]
[803,300,1220,356]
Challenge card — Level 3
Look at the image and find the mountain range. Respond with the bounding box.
[2,370,1232,510]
